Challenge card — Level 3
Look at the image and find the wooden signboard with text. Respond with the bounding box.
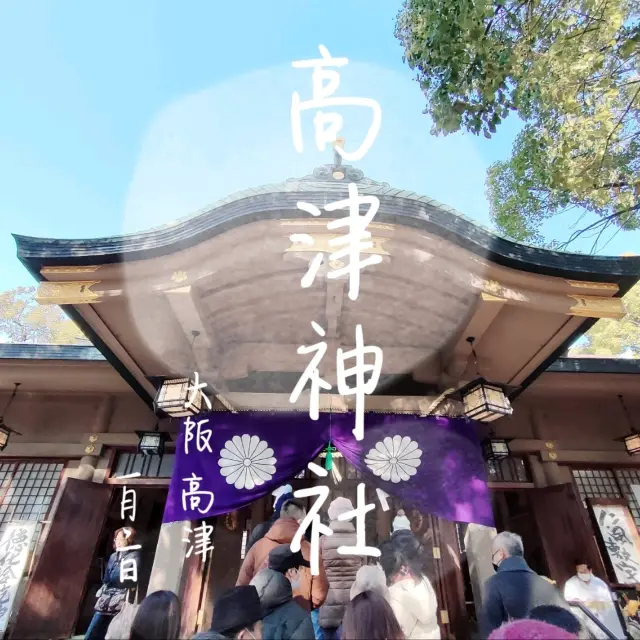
[588,498,640,585]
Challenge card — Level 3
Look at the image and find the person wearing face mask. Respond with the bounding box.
[482,531,568,637]
[236,499,328,613]
[564,561,626,639]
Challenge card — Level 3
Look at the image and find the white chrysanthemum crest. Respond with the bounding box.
[364,435,422,483]
[218,434,277,490]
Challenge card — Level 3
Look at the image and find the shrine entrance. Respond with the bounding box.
[185,453,468,639]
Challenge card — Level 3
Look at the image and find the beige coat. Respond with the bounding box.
[388,575,441,639]
[318,521,363,629]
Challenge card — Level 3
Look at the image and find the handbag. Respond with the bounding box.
[105,587,139,640]
[95,584,127,615]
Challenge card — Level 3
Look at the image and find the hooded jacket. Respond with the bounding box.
[246,492,295,553]
[388,575,441,639]
[236,517,328,611]
[318,520,363,629]
[251,569,315,639]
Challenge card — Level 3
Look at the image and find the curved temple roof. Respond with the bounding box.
[13,165,640,290]
[11,165,640,408]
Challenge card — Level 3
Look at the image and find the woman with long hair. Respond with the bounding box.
[341,590,404,640]
[129,590,182,640]
[379,532,440,639]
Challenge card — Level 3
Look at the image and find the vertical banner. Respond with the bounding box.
[590,499,640,584]
[0,522,38,633]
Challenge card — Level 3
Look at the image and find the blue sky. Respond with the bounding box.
[0,0,638,292]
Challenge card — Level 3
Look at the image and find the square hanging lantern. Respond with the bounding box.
[458,378,513,423]
[136,430,172,456]
[623,433,640,456]
[482,436,511,461]
[0,425,11,452]
[153,377,202,418]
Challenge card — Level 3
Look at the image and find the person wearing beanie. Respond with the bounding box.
[488,619,578,639]
[392,509,411,534]
[349,564,389,601]
[250,569,314,640]
[333,565,391,640]
[319,497,364,639]
[245,487,295,553]
[192,585,263,639]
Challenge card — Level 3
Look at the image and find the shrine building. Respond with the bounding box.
[2,163,640,638]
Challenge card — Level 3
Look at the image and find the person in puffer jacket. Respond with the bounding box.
[250,569,315,640]
[319,497,364,639]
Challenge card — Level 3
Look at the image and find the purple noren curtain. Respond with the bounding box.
[162,411,493,527]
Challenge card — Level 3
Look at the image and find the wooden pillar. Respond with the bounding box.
[148,520,191,594]
[198,508,250,633]
[431,516,469,639]
[464,524,496,615]
[179,522,207,638]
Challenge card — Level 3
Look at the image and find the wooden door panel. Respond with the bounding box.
[180,520,207,638]
[199,508,248,633]
[529,483,607,587]
[11,478,112,639]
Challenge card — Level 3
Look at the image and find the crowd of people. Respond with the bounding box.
[85,495,630,640]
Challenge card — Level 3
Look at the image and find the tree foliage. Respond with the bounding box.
[0,286,84,344]
[396,0,640,247]
[570,281,640,356]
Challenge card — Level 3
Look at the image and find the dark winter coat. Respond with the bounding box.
[251,569,315,640]
[482,556,569,636]
[103,548,141,589]
[318,520,363,629]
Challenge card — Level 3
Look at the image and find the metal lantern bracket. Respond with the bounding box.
[0,383,24,451]
[615,394,640,456]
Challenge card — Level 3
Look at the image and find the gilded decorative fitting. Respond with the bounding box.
[89,435,98,443]
[567,295,626,319]
[84,445,95,454]
[545,441,555,449]
[171,270,188,284]
[35,281,102,305]
[549,452,558,461]
[566,280,618,292]
[287,233,389,256]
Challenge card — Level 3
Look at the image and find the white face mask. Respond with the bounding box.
[578,573,591,582]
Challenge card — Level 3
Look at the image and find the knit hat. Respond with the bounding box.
[489,619,577,640]
[328,496,354,522]
[350,565,389,601]
[210,586,262,634]
[273,492,294,520]
[272,484,293,501]
[392,514,411,533]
